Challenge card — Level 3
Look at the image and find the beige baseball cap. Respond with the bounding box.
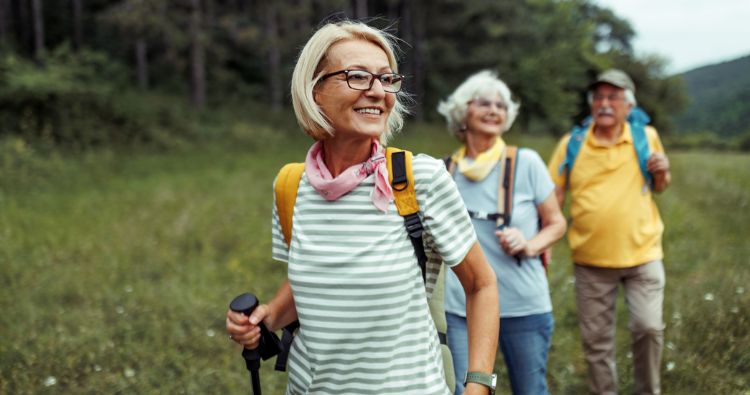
[590,69,635,93]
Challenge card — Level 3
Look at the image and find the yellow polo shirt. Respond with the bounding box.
[548,123,665,268]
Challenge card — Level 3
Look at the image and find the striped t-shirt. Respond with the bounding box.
[271,154,477,395]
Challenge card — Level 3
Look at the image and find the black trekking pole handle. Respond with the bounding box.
[229,293,283,395]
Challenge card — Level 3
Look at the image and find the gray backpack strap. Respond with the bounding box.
[429,265,455,392]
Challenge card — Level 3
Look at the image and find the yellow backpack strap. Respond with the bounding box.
[387,147,455,392]
[386,147,419,216]
[274,163,305,248]
[385,147,456,393]
[386,147,427,282]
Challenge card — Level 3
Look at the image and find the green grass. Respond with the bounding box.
[1,126,749,394]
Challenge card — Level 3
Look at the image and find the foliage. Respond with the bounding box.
[597,51,690,135]
[675,54,750,138]
[1,130,748,394]
[387,0,686,135]
[0,0,689,147]
[0,46,196,148]
[419,0,599,134]
[663,131,750,152]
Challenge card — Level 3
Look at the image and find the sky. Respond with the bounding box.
[594,0,750,74]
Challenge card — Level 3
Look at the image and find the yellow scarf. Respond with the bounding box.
[451,137,506,181]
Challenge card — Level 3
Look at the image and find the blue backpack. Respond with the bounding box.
[558,107,654,190]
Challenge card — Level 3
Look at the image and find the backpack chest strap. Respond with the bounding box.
[386,148,427,283]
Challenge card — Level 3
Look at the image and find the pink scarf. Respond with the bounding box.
[304,140,393,213]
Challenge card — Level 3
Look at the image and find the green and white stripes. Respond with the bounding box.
[271,155,475,394]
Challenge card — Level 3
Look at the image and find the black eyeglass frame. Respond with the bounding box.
[318,69,405,93]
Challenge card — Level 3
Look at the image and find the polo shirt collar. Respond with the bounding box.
[586,122,633,147]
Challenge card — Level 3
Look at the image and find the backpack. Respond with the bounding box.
[445,146,550,270]
[558,106,654,190]
[273,147,456,392]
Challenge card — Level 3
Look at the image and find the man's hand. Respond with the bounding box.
[647,152,671,192]
[647,152,669,173]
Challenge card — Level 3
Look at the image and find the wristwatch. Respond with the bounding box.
[464,371,497,395]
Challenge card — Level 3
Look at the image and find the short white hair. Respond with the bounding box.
[436,70,520,141]
[587,88,637,106]
[290,21,408,145]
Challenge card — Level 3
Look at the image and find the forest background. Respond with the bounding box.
[1,0,749,394]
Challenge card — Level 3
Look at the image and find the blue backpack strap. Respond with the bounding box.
[560,108,654,190]
[628,107,654,189]
[558,115,592,187]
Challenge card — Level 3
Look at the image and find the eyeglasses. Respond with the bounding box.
[591,94,625,103]
[469,98,507,111]
[319,69,404,93]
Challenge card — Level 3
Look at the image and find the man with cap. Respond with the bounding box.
[547,69,671,394]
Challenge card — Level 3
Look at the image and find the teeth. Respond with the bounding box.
[356,108,381,115]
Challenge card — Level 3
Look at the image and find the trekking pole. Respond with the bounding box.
[229,293,282,395]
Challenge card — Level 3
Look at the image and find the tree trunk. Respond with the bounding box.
[265,2,282,111]
[386,0,401,26]
[411,0,426,121]
[31,0,44,59]
[311,0,323,27]
[352,0,367,19]
[401,1,425,121]
[71,0,82,50]
[135,38,149,90]
[14,0,29,55]
[0,0,10,44]
[189,0,206,109]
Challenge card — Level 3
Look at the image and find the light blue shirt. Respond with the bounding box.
[445,148,555,318]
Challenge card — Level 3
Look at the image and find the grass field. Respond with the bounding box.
[1,125,748,394]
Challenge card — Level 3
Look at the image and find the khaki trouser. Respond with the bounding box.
[574,260,665,395]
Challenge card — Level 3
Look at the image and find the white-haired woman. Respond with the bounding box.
[437,70,566,395]
[226,22,499,395]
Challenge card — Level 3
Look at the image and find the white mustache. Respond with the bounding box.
[597,108,615,116]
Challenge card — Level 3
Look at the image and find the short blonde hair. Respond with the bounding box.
[291,21,407,145]
[437,70,520,141]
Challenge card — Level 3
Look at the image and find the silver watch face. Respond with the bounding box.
[490,373,497,388]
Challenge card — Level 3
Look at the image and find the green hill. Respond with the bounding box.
[675,54,750,136]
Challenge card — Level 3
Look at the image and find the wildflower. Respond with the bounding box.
[43,376,57,387]
[666,342,675,350]
[116,306,125,314]
[737,287,745,295]
[124,368,136,378]
[666,362,675,371]
[703,293,714,301]
[206,329,216,337]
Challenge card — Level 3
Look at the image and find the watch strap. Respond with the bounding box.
[464,371,497,394]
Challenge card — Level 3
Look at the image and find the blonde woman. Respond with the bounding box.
[226,22,499,395]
